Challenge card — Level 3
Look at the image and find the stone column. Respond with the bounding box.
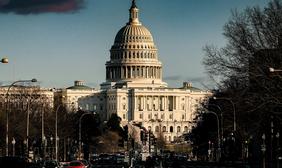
[130,66,132,78]
[121,66,124,79]
[146,67,149,78]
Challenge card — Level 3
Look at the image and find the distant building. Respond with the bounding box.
[78,1,211,142]
[54,80,97,111]
[0,85,54,110]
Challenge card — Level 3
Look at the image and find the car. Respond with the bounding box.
[42,160,61,168]
[60,162,70,168]
[79,160,92,168]
[66,160,86,168]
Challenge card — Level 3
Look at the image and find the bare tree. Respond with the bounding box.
[203,0,282,85]
[201,0,282,163]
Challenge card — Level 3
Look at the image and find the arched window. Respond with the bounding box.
[170,126,173,133]
[177,126,181,133]
[155,126,159,132]
[184,126,188,132]
[162,126,166,132]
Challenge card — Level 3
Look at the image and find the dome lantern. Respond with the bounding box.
[128,0,141,25]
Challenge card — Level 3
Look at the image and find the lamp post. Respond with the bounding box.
[50,136,53,159]
[41,102,46,159]
[79,112,95,160]
[43,136,47,160]
[261,133,266,168]
[213,97,236,132]
[5,78,37,156]
[1,57,8,64]
[204,110,221,161]
[55,102,74,161]
[276,132,280,168]
[208,104,223,144]
[12,137,16,156]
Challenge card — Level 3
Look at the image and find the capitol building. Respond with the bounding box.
[0,0,210,143]
[76,0,211,142]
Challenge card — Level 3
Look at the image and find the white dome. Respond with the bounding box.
[103,0,167,88]
[114,24,154,44]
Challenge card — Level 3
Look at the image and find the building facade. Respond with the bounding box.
[54,80,97,111]
[78,0,211,142]
[0,85,54,111]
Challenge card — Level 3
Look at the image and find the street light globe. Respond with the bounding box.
[31,78,37,82]
[269,67,275,72]
[1,57,8,63]
[12,138,16,145]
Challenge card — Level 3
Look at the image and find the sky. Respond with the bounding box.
[0,0,269,89]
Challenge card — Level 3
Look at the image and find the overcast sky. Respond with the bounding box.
[0,0,268,89]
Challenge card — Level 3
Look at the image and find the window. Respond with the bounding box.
[184,126,188,132]
[148,114,151,119]
[169,114,173,119]
[168,96,173,111]
[93,104,97,111]
[155,126,159,132]
[170,126,174,133]
[147,104,151,111]
[162,126,166,132]
[123,114,126,119]
[154,113,158,119]
[177,126,181,133]
[139,113,143,119]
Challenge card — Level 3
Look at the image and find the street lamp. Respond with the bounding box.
[261,133,266,168]
[55,102,74,161]
[207,104,223,144]
[42,136,47,159]
[50,136,53,159]
[5,78,37,156]
[203,110,221,161]
[12,137,16,156]
[1,57,8,64]
[79,112,95,160]
[213,97,236,132]
[276,132,280,168]
[269,67,282,72]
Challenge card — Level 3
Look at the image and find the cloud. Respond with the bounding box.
[0,0,85,14]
